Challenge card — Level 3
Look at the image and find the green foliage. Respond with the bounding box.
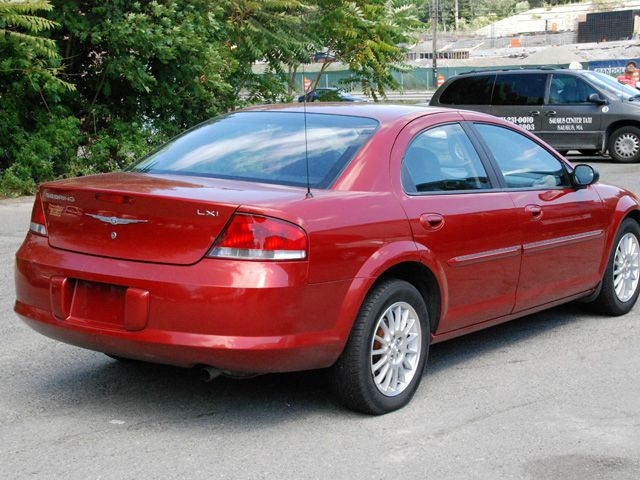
[308,0,420,98]
[0,0,421,195]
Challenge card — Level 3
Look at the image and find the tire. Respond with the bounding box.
[579,149,599,156]
[331,278,430,415]
[608,127,640,163]
[589,218,640,315]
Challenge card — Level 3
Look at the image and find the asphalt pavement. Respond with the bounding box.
[1,157,639,479]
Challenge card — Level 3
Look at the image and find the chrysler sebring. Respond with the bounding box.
[14,104,640,414]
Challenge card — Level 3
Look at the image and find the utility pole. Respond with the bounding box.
[455,0,459,31]
[432,0,438,88]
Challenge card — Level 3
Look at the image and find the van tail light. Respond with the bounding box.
[29,193,48,237]
[208,213,307,261]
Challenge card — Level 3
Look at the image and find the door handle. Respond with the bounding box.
[529,110,540,116]
[419,213,444,230]
[545,110,557,116]
[525,204,542,219]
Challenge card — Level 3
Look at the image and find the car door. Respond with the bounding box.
[471,122,609,312]
[391,113,522,333]
[538,73,603,150]
[490,73,547,134]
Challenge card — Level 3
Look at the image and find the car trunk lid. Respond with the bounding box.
[41,172,304,265]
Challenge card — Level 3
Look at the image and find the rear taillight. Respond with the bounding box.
[208,213,307,261]
[29,193,47,237]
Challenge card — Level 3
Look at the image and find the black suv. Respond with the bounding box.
[430,68,640,163]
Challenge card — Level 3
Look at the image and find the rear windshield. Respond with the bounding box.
[132,111,379,188]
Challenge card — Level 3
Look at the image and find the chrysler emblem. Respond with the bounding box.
[86,213,148,225]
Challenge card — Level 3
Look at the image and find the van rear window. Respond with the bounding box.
[439,75,495,105]
[492,73,547,106]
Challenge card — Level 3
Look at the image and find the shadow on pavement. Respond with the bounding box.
[426,303,587,376]
[18,302,595,424]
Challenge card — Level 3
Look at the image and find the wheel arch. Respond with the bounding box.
[373,262,442,333]
[335,249,445,349]
[605,120,640,141]
[623,208,640,226]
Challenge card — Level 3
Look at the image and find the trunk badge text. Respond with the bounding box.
[197,209,219,217]
[85,213,149,225]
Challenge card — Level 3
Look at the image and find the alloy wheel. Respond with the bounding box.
[613,232,640,302]
[370,301,422,397]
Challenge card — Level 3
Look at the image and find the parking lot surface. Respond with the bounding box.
[1,157,639,479]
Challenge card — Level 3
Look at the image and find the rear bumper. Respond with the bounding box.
[15,234,352,373]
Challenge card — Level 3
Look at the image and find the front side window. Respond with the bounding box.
[439,75,495,105]
[583,71,640,101]
[402,124,491,193]
[133,112,378,189]
[474,124,569,189]
[549,74,598,104]
[492,73,547,106]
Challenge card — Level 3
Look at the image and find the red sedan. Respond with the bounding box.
[15,104,640,414]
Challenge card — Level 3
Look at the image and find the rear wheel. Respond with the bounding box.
[331,279,429,414]
[589,218,640,315]
[608,127,640,163]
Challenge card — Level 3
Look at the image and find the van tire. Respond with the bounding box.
[608,126,640,163]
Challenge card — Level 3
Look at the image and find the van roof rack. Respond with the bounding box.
[458,65,562,75]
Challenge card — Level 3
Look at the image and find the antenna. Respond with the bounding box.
[302,64,313,198]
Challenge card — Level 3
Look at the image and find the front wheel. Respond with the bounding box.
[331,279,430,414]
[608,127,640,163]
[589,218,640,315]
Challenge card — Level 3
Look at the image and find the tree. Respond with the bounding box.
[0,0,77,193]
[0,0,71,88]
[0,0,427,194]
[291,0,420,98]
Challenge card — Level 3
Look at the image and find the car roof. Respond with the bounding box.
[241,103,454,125]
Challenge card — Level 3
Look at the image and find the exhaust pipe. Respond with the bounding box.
[199,366,222,382]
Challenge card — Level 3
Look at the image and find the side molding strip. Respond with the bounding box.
[448,245,522,267]
[523,229,604,254]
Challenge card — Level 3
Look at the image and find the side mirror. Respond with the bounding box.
[588,93,607,105]
[572,164,599,188]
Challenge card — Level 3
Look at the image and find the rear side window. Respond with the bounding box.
[439,75,495,105]
[492,73,547,106]
[133,112,378,189]
[474,124,569,189]
[549,74,598,104]
[402,124,492,193]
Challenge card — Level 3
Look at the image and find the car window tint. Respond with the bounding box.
[402,124,491,193]
[549,74,598,104]
[133,112,378,189]
[439,75,495,105]
[492,73,546,106]
[475,124,568,189]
